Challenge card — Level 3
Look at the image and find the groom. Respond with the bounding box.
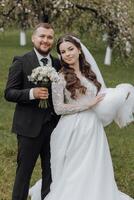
[4,23,61,200]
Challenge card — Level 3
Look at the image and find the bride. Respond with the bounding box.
[29,34,134,200]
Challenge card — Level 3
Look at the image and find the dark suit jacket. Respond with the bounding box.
[5,50,61,137]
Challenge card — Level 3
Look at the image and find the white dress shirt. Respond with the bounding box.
[34,48,52,66]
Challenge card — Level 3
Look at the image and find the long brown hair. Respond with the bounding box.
[57,35,101,99]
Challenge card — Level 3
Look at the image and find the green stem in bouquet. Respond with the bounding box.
[38,80,51,108]
[39,99,48,109]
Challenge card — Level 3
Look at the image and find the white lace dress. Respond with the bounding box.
[29,74,134,200]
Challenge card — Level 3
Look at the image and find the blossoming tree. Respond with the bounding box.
[0,0,133,61]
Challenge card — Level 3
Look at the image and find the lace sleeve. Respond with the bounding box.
[52,76,90,115]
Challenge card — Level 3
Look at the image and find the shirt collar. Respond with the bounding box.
[34,48,51,66]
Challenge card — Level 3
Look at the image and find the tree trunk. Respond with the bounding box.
[104,46,112,66]
[20,30,26,46]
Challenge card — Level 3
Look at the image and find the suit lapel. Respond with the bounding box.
[26,50,40,70]
[50,55,55,68]
[50,55,60,71]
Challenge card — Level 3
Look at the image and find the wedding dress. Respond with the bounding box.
[29,73,134,200]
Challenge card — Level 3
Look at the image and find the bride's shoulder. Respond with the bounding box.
[52,72,66,88]
[58,72,66,83]
[58,71,64,78]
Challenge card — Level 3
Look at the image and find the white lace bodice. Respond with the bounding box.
[52,73,97,115]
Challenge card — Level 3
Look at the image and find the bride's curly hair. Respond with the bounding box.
[57,35,101,99]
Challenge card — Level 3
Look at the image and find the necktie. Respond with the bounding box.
[41,58,48,66]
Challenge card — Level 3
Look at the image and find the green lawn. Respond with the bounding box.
[0,30,134,199]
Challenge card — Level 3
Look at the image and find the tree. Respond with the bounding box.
[0,0,133,58]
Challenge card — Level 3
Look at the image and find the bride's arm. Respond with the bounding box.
[52,78,104,115]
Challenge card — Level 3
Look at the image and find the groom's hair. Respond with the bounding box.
[32,23,54,35]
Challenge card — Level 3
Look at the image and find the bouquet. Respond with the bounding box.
[28,64,60,108]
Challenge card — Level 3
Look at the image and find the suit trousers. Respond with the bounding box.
[12,121,54,200]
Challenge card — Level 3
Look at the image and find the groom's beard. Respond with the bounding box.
[35,47,52,56]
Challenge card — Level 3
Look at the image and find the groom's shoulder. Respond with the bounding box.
[50,55,61,71]
[12,50,35,63]
[50,54,59,62]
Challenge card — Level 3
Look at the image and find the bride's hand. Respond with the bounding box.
[89,94,105,108]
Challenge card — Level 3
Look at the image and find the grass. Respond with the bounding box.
[0,30,134,199]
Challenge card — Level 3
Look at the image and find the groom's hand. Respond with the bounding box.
[33,87,49,99]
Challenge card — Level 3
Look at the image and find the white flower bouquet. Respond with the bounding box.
[28,64,60,108]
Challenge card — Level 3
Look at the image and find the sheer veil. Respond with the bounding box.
[72,37,106,89]
[72,37,134,128]
[80,43,106,89]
